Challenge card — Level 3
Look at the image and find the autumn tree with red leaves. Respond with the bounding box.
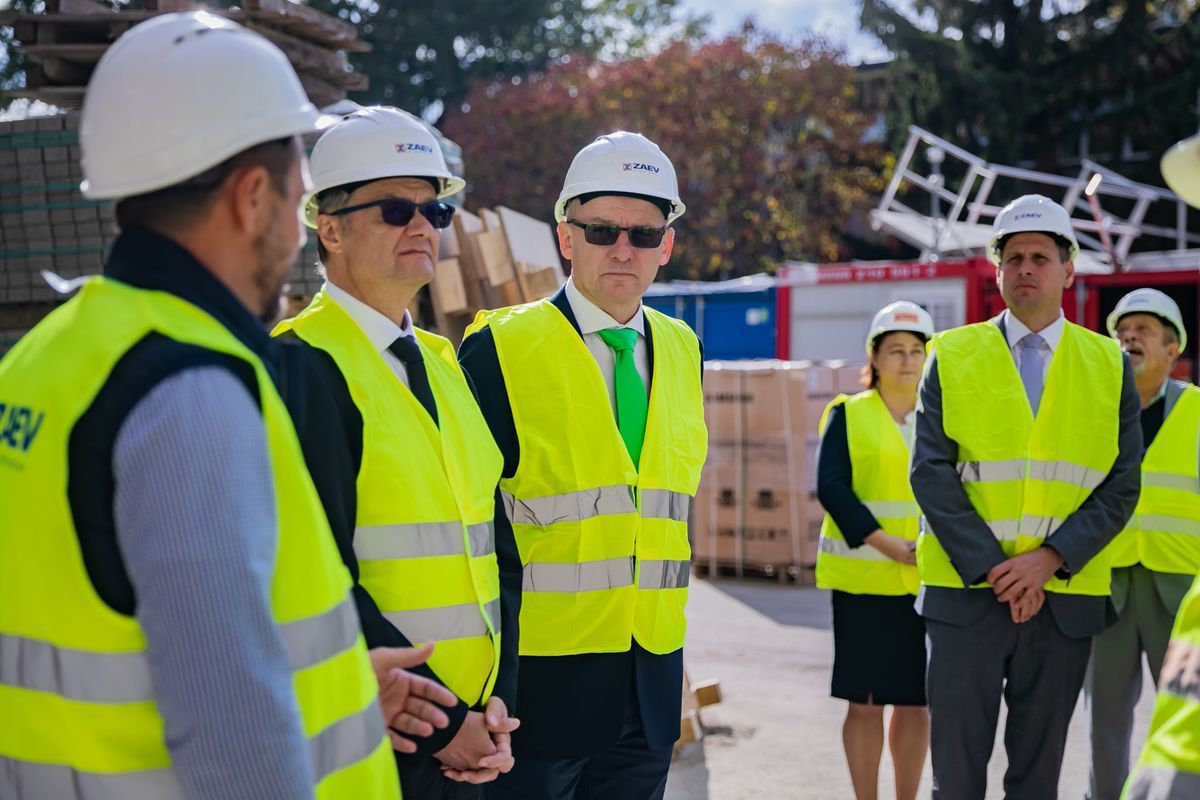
[440,25,888,280]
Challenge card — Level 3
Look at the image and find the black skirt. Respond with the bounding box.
[830,590,927,707]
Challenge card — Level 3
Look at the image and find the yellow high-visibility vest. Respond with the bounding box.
[921,319,1123,595]
[1107,384,1200,575]
[276,289,504,705]
[464,300,706,656]
[0,278,398,799]
[816,390,920,596]
[1122,575,1200,799]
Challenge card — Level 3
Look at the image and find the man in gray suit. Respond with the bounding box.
[1085,288,1200,800]
[911,194,1142,800]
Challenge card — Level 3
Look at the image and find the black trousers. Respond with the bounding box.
[926,602,1092,800]
[483,681,674,800]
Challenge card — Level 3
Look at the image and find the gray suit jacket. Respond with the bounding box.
[911,316,1143,639]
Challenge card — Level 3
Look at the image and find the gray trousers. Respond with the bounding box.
[926,601,1092,800]
[1084,565,1189,800]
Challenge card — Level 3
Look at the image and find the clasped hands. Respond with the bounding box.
[986,546,1064,624]
[368,643,520,784]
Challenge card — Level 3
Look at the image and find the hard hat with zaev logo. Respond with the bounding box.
[554,131,685,224]
[303,106,465,228]
[987,194,1080,266]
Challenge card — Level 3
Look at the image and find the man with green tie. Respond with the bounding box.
[459,131,708,800]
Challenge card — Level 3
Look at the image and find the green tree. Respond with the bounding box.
[440,24,887,280]
[859,0,1200,182]
[302,0,704,121]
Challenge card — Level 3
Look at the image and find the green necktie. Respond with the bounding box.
[597,327,648,467]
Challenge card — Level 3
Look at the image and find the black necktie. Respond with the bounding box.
[387,336,439,427]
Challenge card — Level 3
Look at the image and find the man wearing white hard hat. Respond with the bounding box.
[1084,287,1198,799]
[1122,143,1200,800]
[274,106,522,798]
[910,194,1142,798]
[816,300,934,800]
[459,131,706,799]
[0,14,462,799]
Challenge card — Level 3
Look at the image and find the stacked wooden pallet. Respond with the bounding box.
[2,0,369,108]
[429,205,567,343]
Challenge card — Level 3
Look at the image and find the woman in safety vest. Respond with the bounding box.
[815,300,934,800]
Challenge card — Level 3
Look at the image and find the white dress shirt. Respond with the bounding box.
[324,281,415,388]
[564,277,650,415]
[1003,309,1065,382]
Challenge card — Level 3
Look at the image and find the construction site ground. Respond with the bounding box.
[664,578,1156,800]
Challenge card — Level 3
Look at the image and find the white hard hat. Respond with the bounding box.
[1107,288,1188,351]
[987,194,1080,266]
[1162,134,1200,210]
[554,131,685,224]
[866,300,935,353]
[303,106,466,228]
[80,12,323,200]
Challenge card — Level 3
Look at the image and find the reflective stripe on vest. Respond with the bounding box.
[921,321,1122,596]
[468,301,706,656]
[0,700,385,799]
[384,598,502,642]
[1124,576,1200,798]
[957,458,1108,491]
[277,290,504,706]
[1107,385,1200,575]
[0,593,359,702]
[356,521,495,560]
[502,486,636,527]
[815,390,921,596]
[0,278,397,798]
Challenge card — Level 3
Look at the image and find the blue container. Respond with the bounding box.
[643,276,776,360]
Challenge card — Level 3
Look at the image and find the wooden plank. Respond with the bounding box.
[7,86,86,105]
[297,73,347,109]
[692,679,723,708]
[17,43,106,62]
[242,0,367,51]
[243,22,361,87]
[496,205,565,280]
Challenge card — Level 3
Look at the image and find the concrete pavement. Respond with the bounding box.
[665,578,1156,799]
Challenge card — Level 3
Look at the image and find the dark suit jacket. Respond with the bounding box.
[911,315,1143,639]
[458,287,701,759]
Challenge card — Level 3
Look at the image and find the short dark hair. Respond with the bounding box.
[997,232,1072,263]
[115,137,298,233]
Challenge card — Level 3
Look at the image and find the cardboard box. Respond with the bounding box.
[431,258,468,315]
[475,228,516,287]
[835,362,867,395]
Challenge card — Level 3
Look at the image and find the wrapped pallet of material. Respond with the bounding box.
[693,360,817,578]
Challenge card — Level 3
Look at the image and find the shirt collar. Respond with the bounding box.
[324,281,413,354]
[104,226,279,377]
[1148,378,1170,407]
[1003,309,1065,353]
[564,276,645,337]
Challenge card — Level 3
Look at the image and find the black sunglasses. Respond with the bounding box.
[331,198,456,230]
[566,219,668,248]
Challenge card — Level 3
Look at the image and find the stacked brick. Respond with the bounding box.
[0,113,322,352]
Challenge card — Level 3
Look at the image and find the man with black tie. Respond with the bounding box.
[459,131,708,800]
[911,194,1142,799]
[273,106,522,798]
